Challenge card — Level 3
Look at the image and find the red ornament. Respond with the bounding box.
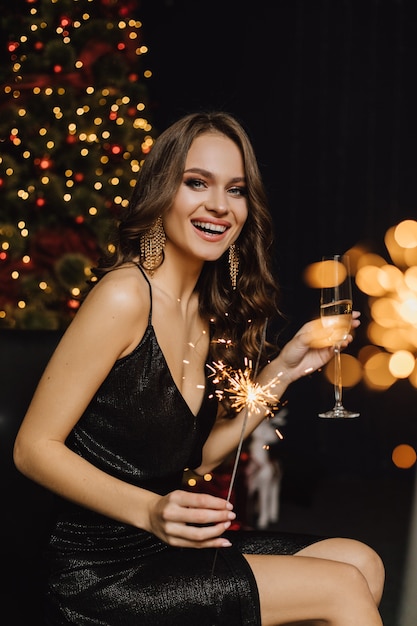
[67,299,81,310]
[34,41,44,51]
[54,64,63,73]
[60,16,72,28]
[75,216,85,224]
[110,144,122,155]
[39,157,51,170]
[36,197,46,207]
[117,0,138,16]
[8,42,19,53]
[66,134,77,144]
[74,172,84,182]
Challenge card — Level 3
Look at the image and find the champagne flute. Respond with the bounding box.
[318,254,360,419]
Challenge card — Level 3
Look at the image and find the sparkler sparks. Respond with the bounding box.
[208,319,287,578]
[208,357,284,507]
[208,354,284,578]
[208,358,282,417]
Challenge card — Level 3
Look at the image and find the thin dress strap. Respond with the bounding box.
[135,263,153,324]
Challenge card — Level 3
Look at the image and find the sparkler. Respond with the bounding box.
[208,359,283,502]
[209,358,282,414]
[208,322,284,576]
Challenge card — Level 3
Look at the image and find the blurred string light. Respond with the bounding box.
[304,220,417,469]
[352,219,417,392]
[0,0,156,329]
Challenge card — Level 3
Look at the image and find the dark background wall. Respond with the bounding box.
[141,0,417,323]
[140,0,417,475]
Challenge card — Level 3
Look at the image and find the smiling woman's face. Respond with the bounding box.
[162,132,249,264]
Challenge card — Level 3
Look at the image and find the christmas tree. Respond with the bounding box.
[0,0,156,329]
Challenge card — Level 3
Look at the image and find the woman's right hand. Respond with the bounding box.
[146,489,236,549]
[267,312,361,386]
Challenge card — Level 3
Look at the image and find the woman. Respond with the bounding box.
[14,111,384,625]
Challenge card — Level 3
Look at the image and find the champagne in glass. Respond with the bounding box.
[318,254,360,419]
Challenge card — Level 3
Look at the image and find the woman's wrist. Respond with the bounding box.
[256,359,291,399]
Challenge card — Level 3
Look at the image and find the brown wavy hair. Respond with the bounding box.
[93,111,282,370]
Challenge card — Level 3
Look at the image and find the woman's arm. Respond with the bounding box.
[13,268,236,548]
[197,312,360,474]
[13,269,154,524]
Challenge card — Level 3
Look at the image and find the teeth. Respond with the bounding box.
[192,221,227,234]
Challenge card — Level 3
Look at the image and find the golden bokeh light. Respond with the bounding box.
[368,319,417,353]
[362,351,397,390]
[349,219,417,390]
[356,265,386,297]
[303,261,322,288]
[303,259,347,288]
[343,245,367,273]
[388,350,416,378]
[370,297,399,328]
[404,265,417,291]
[392,444,417,469]
[377,264,404,292]
[394,219,417,249]
[385,225,407,268]
[323,353,362,387]
[356,252,386,270]
[404,246,417,267]
[357,344,381,364]
[398,297,417,325]
[408,361,417,388]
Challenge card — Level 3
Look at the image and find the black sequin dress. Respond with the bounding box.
[44,267,321,625]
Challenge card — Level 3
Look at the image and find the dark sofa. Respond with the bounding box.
[1,330,62,625]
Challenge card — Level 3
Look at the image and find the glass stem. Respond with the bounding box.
[333,346,343,408]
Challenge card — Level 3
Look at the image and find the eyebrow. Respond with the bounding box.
[184,167,246,184]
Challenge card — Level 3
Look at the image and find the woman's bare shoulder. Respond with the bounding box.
[65,264,151,357]
[86,264,149,311]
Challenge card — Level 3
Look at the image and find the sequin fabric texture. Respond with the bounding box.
[44,267,319,625]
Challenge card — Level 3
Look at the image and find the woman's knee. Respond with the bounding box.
[247,552,383,626]
[325,561,383,623]
[350,540,385,604]
[297,537,385,604]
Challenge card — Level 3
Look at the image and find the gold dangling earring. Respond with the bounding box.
[228,243,239,290]
[140,216,166,275]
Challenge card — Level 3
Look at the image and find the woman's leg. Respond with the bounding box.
[245,543,384,626]
[296,537,385,606]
